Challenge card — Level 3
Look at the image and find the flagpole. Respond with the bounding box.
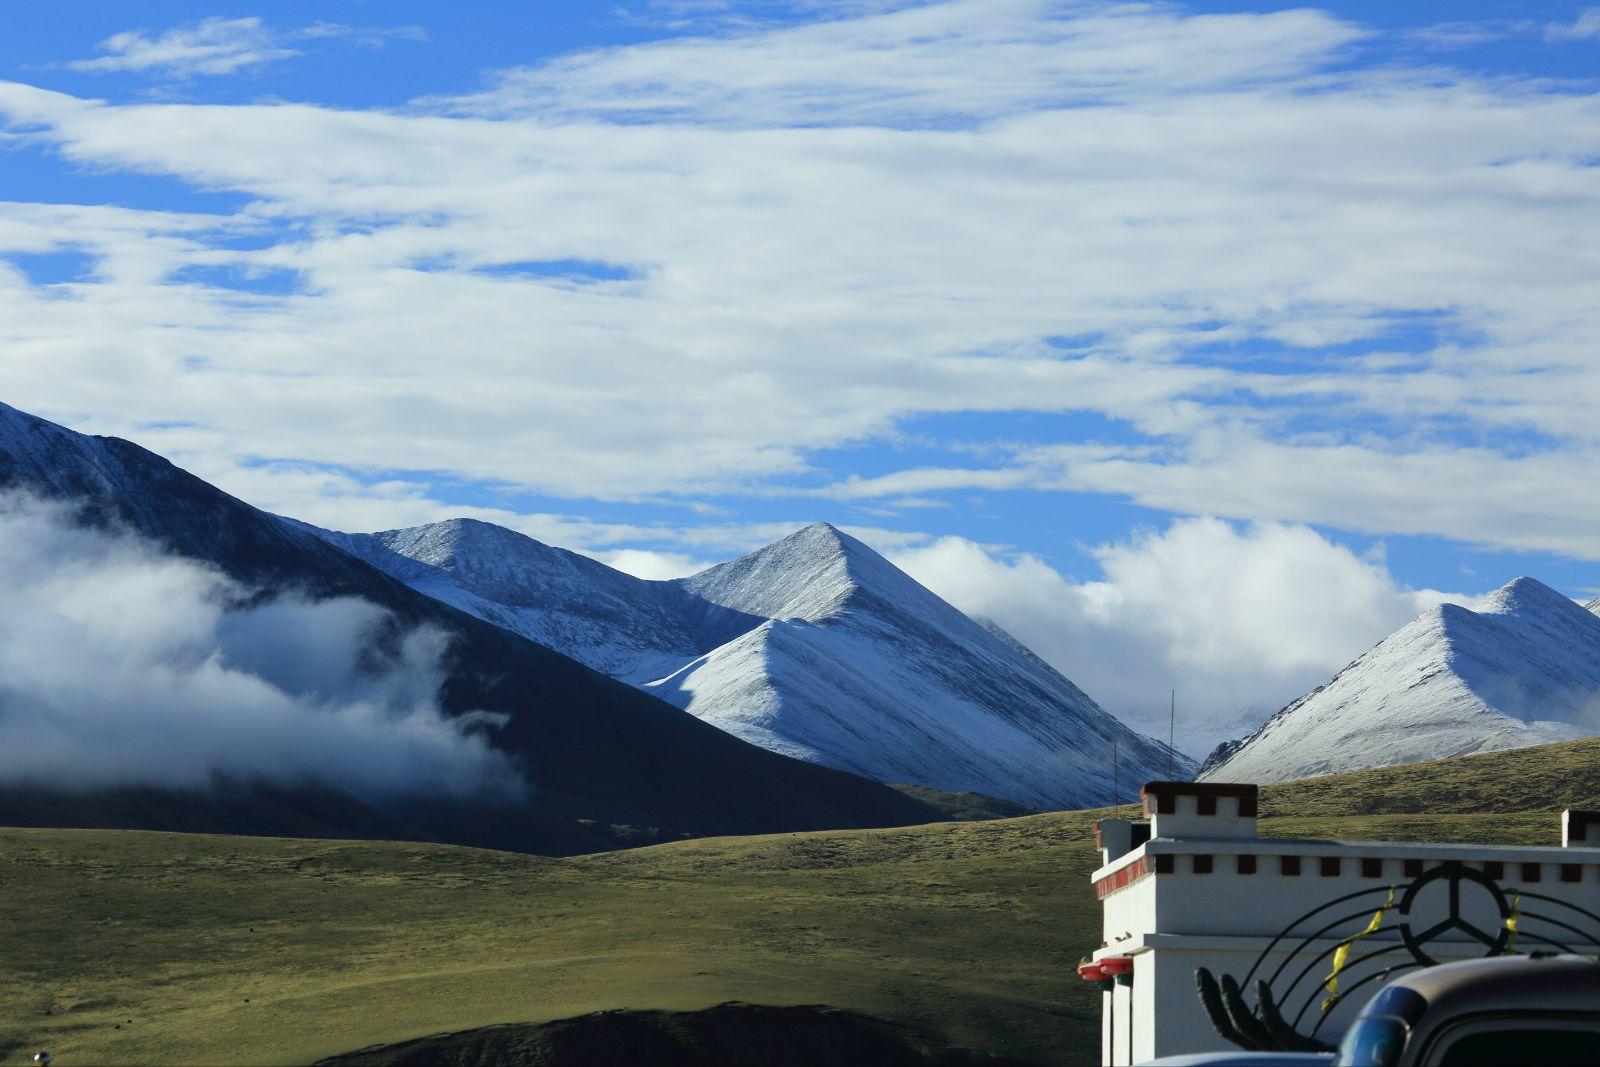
[1167,689,1175,779]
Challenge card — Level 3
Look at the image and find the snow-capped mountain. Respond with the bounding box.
[0,400,941,850]
[1201,577,1600,784]
[318,518,1190,808]
[311,519,757,684]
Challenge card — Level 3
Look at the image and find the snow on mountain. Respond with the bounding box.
[656,524,1189,808]
[0,400,946,850]
[1201,577,1600,784]
[312,519,1187,808]
[0,400,161,517]
[311,519,757,684]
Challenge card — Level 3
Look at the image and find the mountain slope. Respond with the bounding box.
[0,400,941,851]
[311,518,758,684]
[325,515,1188,809]
[655,524,1188,808]
[1201,577,1600,784]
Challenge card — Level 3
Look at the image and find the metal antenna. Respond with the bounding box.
[1113,737,1119,805]
[1167,689,1175,779]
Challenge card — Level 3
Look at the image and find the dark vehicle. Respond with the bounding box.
[1337,954,1600,1066]
[1152,955,1600,1066]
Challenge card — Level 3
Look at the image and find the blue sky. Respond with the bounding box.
[3,1,1598,750]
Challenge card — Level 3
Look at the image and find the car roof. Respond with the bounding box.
[1388,954,1600,1017]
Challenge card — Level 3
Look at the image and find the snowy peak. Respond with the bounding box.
[678,522,898,623]
[309,517,748,684]
[678,522,970,638]
[1202,574,1600,784]
[308,512,1188,808]
[661,522,1192,807]
[0,400,947,847]
[386,517,549,573]
[361,518,636,610]
[1475,576,1590,625]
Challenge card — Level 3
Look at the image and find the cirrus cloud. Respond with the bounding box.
[65,16,425,79]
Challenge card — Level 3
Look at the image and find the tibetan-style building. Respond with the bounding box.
[1082,781,1600,1064]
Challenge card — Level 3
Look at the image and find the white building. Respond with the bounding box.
[1083,781,1600,1065]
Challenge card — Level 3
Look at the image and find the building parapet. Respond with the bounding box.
[1141,780,1258,839]
[1085,782,1600,1065]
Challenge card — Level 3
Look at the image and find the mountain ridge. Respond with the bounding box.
[315,515,1190,808]
[0,400,943,851]
[1201,575,1600,783]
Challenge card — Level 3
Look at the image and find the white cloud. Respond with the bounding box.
[887,518,1468,757]
[600,548,715,579]
[1022,435,1600,563]
[823,427,1600,563]
[65,16,424,78]
[441,0,1364,126]
[0,493,519,798]
[1546,8,1600,42]
[0,0,1598,564]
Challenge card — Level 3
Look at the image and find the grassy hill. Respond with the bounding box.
[4,738,1597,1066]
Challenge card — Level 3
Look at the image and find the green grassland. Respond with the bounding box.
[4,738,1598,1066]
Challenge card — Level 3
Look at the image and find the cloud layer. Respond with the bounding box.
[1,0,1598,567]
[891,517,1466,756]
[0,494,518,797]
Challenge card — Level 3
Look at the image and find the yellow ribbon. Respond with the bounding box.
[1505,890,1520,953]
[1322,885,1396,1013]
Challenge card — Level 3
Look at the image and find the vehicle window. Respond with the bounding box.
[1364,985,1426,1025]
[1437,1027,1600,1064]
[1337,1015,1407,1067]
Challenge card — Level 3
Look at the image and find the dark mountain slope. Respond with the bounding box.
[0,401,940,851]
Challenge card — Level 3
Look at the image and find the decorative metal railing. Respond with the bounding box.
[1196,861,1600,1052]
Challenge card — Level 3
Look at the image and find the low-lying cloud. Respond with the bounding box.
[891,517,1468,758]
[0,494,519,799]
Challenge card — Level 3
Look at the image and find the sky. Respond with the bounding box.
[2,1,1598,754]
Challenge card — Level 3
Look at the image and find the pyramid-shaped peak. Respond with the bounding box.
[1475,576,1582,618]
[782,521,853,549]
[1204,567,1600,785]
[678,521,914,623]
[761,521,905,578]
[772,520,879,558]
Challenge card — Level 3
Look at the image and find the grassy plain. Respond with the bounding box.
[3,738,1596,1065]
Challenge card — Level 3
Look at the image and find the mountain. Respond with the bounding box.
[318,519,1190,808]
[0,400,942,851]
[310,518,757,684]
[1201,577,1600,784]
